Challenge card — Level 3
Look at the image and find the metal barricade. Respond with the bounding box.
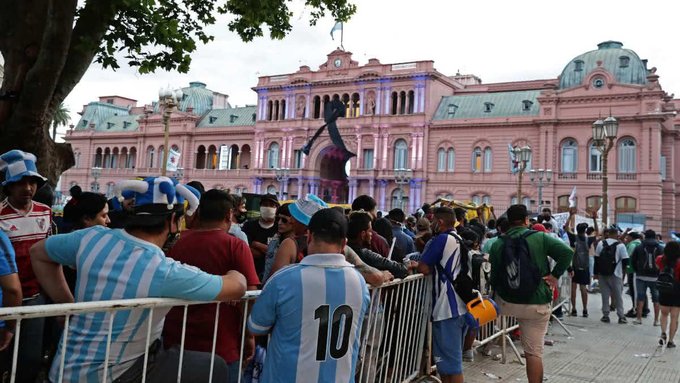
[0,276,433,383]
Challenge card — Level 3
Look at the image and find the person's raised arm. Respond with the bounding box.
[29,240,74,304]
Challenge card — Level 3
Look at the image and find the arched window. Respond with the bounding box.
[399,91,406,115]
[561,139,578,173]
[103,148,111,168]
[146,146,154,168]
[407,90,415,114]
[586,196,600,211]
[128,147,137,169]
[471,195,481,206]
[280,99,286,120]
[393,139,408,169]
[273,100,279,121]
[511,196,531,208]
[157,146,165,169]
[589,142,602,172]
[207,145,217,170]
[342,94,350,117]
[472,147,482,172]
[437,148,446,171]
[615,196,637,213]
[111,148,119,169]
[267,100,273,121]
[557,195,570,213]
[74,151,81,168]
[483,147,492,172]
[94,148,104,168]
[390,92,398,115]
[119,148,128,169]
[482,195,491,205]
[195,145,206,169]
[313,96,321,119]
[391,188,407,210]
[447,148,455,172]
[618,139,636,173]
[351,93,360,117]
[268,142,280,169]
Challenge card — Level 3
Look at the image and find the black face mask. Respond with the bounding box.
[235,213,247,224]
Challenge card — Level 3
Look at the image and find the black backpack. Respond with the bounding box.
[499,230,541,297]
[656,260,680,294]
[573,235,590,271]
[597,240,619,276]
[637,244,660,277]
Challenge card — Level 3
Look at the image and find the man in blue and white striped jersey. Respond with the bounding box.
[30,177,247,383]
[248,208,370,382]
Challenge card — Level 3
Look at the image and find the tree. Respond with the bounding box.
[0,0,356,185]
[51,103,70,141]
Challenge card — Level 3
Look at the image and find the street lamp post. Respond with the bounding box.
[158,87,183,176]
[512,145,532,205]
[274,168,290,200]
[91,167,102,193]
[529,168,553,214]
[592,116,619,227]
[394,168,413,211]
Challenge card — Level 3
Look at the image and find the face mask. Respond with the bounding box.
[260,207,276,220]
[235,213,247,224]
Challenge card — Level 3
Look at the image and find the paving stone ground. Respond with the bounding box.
[461,290,680,383]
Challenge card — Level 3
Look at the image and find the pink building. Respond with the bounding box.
[62,42,680,232]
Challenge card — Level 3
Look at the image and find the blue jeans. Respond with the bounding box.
[635,278,660,303]
[16,294,45,383]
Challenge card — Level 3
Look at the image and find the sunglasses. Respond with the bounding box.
[277,216,292,224]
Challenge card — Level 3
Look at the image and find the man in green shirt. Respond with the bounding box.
[624,231,646,318]
[489,205,573,383]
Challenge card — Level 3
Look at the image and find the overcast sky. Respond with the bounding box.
[59,0,680,139]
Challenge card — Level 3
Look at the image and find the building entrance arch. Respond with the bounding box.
[317,146,350,203]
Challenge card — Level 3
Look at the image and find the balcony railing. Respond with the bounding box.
[616,173,637,180]
[558,172,577,180]
[586,173,602,180]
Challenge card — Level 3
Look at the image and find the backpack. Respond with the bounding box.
[597,240,619,276]
[573,235,590,271]
[435,232,476,304]
[637,244,660,277]
[499,230,541,297]
[656,260,680,294]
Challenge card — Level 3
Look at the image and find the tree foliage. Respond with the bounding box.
[0,0,356,185]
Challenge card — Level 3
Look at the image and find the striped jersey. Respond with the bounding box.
[44,227,223,383]
[248,253,369,383]
[0,199,51,297]
[420,231,469,321]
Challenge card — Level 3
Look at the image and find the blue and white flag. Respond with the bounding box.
[166,147,181,172]
[330,21,343,40]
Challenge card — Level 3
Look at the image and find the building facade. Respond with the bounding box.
[61,42,680,232]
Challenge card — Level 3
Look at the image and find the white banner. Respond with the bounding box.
[218,145,231,170]
[166,148,181,171]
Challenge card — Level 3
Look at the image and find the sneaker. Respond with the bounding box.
[660,333,667,346]
[633,319,643,325]
[601,316,611,323]
[571,309,578,317]
[463,349,474,362]
[625,309,637,318]
[654,320,660,326]
[582,310,589,318]
[668,341,676,348]
[618,317,628,324]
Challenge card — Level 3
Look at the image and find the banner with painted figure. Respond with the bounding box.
[166,147,181,171]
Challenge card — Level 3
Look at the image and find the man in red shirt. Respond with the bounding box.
[163,189,259,383]
[0,150,51,382]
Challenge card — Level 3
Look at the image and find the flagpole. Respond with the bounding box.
[340,22,344,50]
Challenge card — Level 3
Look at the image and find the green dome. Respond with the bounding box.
[559,41,648,89]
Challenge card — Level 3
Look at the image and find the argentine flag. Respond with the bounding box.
[330,21,343,40]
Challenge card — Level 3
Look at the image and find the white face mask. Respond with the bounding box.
[260,206,277,220]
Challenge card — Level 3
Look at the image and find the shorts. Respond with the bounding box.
[497,297,551,358]
[572,269,590,285]
[635,279,659,303]
[432,316,468,376]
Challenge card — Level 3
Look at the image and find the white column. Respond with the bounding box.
[378,180,387,211]
[410,134,417,169]
[356,133,363,168]
[376,87,382,115]
[373,134,379,169]
[368,179,375,198]
[384,88,391,115]
[413,89,419,114]
[360,89,365,116]
[382,133,389,170]
[305,95,310,119]
[419,86,425,113]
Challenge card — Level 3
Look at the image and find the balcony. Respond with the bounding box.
[616,173,637,181]
[558,172,577,180]
[586,173,603,180]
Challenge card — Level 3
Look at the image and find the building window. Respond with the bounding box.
[586,196,600,211]
[471,195,481,206]
[268,142,280,169]
[106,183,115,198]
[472,147,482,172]
[393,139,408,169]
[511,196,531,209]
[123,121,130,129]
[266,185,277,195]
[391,188,407,210]
[561,139,578,173]
[447,148,455,172]
[293,150,303,169]
[483,147,492,172]
[128,147,137,168]
[363,149,374,169]
[209,116,218,124]
[522,100,533,111]
[157,146,165,168]
[661,155,667,180]
[390,92,398,115]
[482,195,491,205]
[615,196,637,213]
[107,122,114,129]
[437,148,446,171]
[589,143,602,172]
[484,102,494,113]
[313,96,321,119]
[618,139,636,173]
[407,90,415,114]
[619,56,630,68]
[447,104,458,117]
[74,152,81,168]
[207,145,218,169]
[557,195,570,213]
[574,60,584,72]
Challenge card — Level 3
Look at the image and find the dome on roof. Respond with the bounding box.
[558,41,648,89]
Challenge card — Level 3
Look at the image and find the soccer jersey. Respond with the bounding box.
[44,227,223,383]
[0,199,51,297]
[420,230,468,321]
[248,253,369,383]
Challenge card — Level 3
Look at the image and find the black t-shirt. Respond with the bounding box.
[242,219,278,277]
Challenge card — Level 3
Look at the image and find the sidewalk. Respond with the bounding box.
[462,291,680,382]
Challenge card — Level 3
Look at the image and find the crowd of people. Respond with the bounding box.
[0,148,679,383]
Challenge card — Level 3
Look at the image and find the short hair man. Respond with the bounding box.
[242,194,279,279]
[595,227,630,324]
[0,150,52,382]
[416,207,470,383]
[539,207,559,234]
[30,177,247,382]
[387,208,416,261]
[489,205,573,383]
[162,189,260,383]
[352,195,391,257]
[248,208,370,382]
[631,229,662,325]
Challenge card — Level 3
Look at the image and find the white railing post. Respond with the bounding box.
[177,305,189,383]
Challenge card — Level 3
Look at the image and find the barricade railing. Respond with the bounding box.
[0,275,433,383]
